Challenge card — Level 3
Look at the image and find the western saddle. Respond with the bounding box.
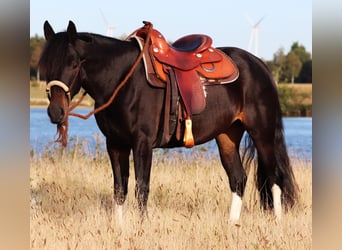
[129,21,239,147]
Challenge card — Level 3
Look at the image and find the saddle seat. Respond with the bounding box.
[150,29,221,71]
[172,35,211,52]
[131,22,239,147]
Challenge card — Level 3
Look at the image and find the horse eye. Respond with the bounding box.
[72,62,78,69]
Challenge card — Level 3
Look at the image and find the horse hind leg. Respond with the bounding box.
[254,141,284,220]
[247,125,297,220]
[215,124,246,223]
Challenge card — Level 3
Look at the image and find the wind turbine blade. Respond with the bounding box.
[255,15,266,27]
[255,29,259,56]
[99,8,108,25]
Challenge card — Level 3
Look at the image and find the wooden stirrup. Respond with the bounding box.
[183,119,195,148]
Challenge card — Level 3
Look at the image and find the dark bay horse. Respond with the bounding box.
[39,21,297,222]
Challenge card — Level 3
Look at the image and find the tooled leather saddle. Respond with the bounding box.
[129,21,239,147]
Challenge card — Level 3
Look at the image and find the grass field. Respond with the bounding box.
[30,145,312,249]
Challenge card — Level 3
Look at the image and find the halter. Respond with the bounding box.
[45,59,86,103]
[46,80,71,102]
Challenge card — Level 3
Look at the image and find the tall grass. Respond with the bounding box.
[30,142,312,249]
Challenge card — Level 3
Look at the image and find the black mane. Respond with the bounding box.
[39,32,70,81]
[39,32,124,81]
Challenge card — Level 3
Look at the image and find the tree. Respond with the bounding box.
[290,42,312,83]
[267,42,312,83]
[285,51,302,83]
[30,35,45,80]
[296,60,312,83]
[290,42,311,63]
[266,47,286,84]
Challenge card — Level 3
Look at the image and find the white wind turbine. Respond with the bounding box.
[246,15,265,57]
[99,9,116,37]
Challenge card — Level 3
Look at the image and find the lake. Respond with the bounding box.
[30,108,312,160]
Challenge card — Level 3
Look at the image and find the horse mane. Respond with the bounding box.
[39,32,120,80]
[39,32,70,80]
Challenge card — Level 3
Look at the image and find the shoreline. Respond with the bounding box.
[29,105,312,117]
[30,104,92,109]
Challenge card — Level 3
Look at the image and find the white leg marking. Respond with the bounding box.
[229,192,242,223]
[271,184,282,220]
[115,204,124,226]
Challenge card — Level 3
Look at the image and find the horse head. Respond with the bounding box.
[39,21,87,145]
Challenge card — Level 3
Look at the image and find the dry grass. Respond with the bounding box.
[30,147,312,249]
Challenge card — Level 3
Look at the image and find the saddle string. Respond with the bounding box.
[68,22,153,120]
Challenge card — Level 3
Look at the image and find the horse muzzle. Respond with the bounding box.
[48,103,66,124]
[46,80,70,124]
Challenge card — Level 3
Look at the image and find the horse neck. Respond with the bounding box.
[81,35,140,103]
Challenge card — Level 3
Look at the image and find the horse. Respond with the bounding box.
[39,20,297,223]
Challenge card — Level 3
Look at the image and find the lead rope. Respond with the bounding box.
[68,21,153,120]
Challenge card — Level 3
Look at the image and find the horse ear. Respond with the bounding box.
[43,21,55,41]
[67,20,77,44]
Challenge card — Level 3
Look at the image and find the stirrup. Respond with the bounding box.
[183,119,194,148]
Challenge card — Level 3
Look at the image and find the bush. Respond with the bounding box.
[277,84,311,116]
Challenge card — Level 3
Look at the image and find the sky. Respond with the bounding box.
[30,0,312,60]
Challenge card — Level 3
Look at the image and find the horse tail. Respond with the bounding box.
[241,133,256,175]
[242,113,298,210]
[272,113,298,209]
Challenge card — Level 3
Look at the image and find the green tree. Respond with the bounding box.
[285,51,302,83]
[289,42,312,83]
[296,60,312,83]
[30,35,45,80]
[266,47,286,84]
[290,42,311,63]
[266,42,312,83]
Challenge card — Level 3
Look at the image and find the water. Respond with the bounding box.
[30,108,312,160]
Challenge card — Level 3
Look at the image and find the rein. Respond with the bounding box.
[68,22,153,120]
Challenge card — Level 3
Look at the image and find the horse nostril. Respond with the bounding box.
[47,104,66,124]
[60,108,65,117]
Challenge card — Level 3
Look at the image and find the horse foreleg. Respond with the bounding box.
[133,140,153,218]
[216,130,246,223]
[106,140,130,225]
